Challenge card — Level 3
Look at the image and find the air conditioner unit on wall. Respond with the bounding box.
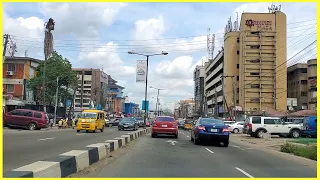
[6,71,14,75]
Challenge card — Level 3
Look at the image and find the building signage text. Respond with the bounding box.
[245,19,272,31]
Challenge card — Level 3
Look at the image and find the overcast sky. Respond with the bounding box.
[3,2,316,111]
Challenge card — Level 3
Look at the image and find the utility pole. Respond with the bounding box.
[3,34,9,59]
[54,77,59,125]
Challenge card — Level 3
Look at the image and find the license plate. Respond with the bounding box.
[210,129,218,132]
[162,125,167,127]
[124,125,128,127]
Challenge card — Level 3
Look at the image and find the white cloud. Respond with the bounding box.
[3,12,44,58]
[131,16,207,54]
[39,3,127,39]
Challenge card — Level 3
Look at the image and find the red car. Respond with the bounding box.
[4,109,49,130]
[151,116,178,138]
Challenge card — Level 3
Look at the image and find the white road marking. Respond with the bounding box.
[166,140,178,145]
[38,137,55,141]
[231,145,246,151]
[205,148,214,154]
[76,134,85,136]
[235,167,254,178]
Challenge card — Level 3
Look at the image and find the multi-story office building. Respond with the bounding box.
[307,59,317,111]
[194,65,205,117]
[286,59,317,111]
[204,50,224,117]
[287,63,308,110]
[72,68,108,110]
[220,7,287,114]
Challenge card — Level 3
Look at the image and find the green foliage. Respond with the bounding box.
[28,51,78,105]
[280,142,317,161]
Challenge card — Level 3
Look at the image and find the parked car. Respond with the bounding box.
[228,121,244,133]
[4,109,49,130]
[118,117,139,131]
[191,118,229,147]
[243,116,302,138]
[106,119,120,127]
[302,116,317,138]
[151,116,178,138]
[178,120,185,129]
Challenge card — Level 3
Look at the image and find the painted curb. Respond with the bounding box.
[4,128,151,178]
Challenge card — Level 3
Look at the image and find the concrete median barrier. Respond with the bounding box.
[3,128,151,178]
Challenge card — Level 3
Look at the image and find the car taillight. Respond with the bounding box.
[198,125,205,130]
[248,124,252,129]
[222,128,229,132]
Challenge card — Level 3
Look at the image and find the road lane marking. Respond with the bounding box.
[231,145,246,150]
[38,137,55,141]
[235,167,254,178]
[76,134,85,136]
[205,148,214,154]
[166,140,178,145]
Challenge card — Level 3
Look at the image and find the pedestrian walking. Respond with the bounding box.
[49,118,53,129]
[58,119,63,129]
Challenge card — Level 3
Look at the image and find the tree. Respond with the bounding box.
[29,51,78,106]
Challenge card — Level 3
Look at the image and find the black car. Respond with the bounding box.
[118,117,139,131]
[106,119,120,127]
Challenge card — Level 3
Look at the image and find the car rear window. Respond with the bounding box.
[156,117,175,122]
[34,112,42,119]
[200,118,224,125]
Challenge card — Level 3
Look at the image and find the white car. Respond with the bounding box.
[228,121,245,133]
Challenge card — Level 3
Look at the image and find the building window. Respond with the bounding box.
[237,50,239,54]
[250,59,260,63]
[237,76,239,81]
[251,84,260,88]
[250,45,260,49]
[7,64,16,72]
[236,100,239,104]
[237,38,239,43]
[301,92,307,96]
[237,64,239,69]
[301,80,307,85]
[250,72,260,76]
[6,84,14,93]
[237,88,239,93]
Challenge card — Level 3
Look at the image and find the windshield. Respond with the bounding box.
[121,118,135,122]
[200,118,225,125]
[79,112,97,119]
[156,117,175,122]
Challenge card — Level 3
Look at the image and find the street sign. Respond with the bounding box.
[142,100,149,111]
[66,99,71,108]
[136,60,147,83]
[96,104,102,110]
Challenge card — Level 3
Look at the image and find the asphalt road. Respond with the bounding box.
[74,130,317,178]
[3,126,136,172]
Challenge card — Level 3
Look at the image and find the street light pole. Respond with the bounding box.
[128,51,168,129]
[53,77,59,125]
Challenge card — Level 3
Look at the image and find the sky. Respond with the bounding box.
[3,2,317,111]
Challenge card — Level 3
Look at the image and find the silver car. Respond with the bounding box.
[228,121,245,133]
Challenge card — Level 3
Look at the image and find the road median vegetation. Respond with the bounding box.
[280,142,317,161]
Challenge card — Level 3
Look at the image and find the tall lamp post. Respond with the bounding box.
[128,51,168,128]
[150,86,165,117]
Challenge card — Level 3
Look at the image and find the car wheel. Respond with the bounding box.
[190,132,194,141]
[223,141,229,147]
[256,129,266,138]
[100,126,104,132]
[77,130,80,132]
[28,123,37,130]
[151,133,156,138]
[291,129,301,138]
[174,134,178,139]
[233,128,239,133]
[86,130,89,133]
[193,134,199,145]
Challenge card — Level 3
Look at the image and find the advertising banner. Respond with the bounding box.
[136,60,147,83]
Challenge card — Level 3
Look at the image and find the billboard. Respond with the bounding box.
[136,60,147,83]
[142,100,149,111]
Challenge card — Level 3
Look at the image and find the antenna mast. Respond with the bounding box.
[207,28,215,60]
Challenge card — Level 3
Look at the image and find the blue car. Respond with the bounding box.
[302,116,317,138]
[191,118,230,147]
